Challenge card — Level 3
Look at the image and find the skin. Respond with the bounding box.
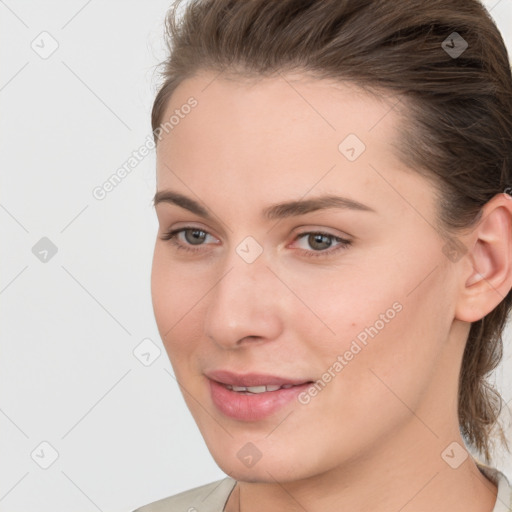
[151,70,512,512]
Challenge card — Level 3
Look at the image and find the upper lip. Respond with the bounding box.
[205,369,313,387]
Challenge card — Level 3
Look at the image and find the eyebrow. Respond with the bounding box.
[153,190,377,220]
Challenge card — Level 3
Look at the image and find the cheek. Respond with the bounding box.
[151,247,193,344]
[296,242,447,374]
[310,262,451,433]
[150,245,214,364]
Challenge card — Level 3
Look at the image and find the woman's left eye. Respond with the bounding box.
[159,227,352,258]
[293,231,352,258]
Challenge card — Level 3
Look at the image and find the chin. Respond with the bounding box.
[210,448,307,483]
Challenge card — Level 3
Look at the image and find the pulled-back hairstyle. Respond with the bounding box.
[152,0,512,463]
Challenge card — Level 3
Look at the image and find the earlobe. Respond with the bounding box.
[454,194,512,323]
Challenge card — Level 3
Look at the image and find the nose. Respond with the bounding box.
[203,249,284,350]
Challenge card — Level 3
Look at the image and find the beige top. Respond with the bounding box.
[133,461,512,512]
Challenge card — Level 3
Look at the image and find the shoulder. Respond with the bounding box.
[476,462,512,512]
[132,477,237,512]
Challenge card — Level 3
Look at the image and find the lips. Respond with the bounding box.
[205,369,315,421]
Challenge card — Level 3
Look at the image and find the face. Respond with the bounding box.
[151,70,462,482]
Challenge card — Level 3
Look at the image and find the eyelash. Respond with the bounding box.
[159,227,352,258]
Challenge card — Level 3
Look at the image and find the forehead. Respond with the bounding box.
[154,70,434,225]
[159,70,402,149]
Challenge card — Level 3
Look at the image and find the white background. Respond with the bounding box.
[1,1,511,511]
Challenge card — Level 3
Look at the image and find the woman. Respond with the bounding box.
[135,0,512,510]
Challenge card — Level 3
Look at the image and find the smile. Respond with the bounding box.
[208,377,315,421]
[223,383,303,393]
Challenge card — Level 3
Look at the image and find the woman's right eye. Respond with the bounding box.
[160,227,218,253]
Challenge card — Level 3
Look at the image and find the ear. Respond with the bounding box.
[454,192,512,323]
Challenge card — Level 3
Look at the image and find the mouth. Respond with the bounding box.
[205,370,316,421]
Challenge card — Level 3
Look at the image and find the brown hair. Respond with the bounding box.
[152,0,512,463]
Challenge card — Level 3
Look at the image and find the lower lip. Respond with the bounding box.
[208,378,313,421]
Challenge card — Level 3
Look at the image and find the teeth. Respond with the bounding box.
[226,384,290,393]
